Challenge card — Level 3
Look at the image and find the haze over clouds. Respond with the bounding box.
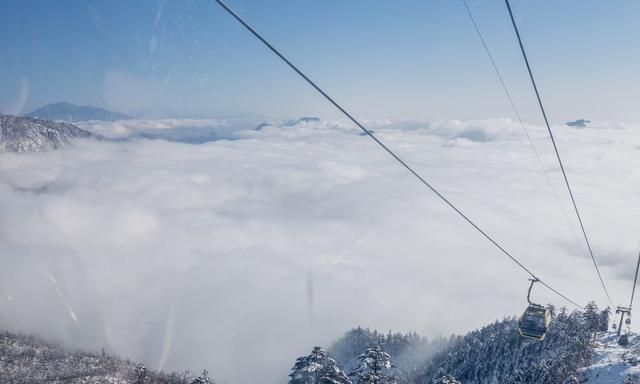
[1,118,639,383]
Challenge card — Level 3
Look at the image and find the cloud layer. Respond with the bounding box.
[1,118,640,384]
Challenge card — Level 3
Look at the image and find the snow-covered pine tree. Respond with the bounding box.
[289,346,351,384]
[599,307,611,332]
[583,302,600,331]
[583,301,601,342]
[132,363,149,384]
[564,375,581,384]
[433,375,462,384]
[349,346,397,384]
[329,327,448,384]
[190,369,212,384]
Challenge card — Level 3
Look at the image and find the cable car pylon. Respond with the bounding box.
[616,246,640,337]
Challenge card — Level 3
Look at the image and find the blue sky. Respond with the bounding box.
[1,0,638,121]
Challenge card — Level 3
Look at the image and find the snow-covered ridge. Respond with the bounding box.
[579,332,640,383]
[0,330,212,383]
[0,114,100,152]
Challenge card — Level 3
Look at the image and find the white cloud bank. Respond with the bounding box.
[1,118,640,383]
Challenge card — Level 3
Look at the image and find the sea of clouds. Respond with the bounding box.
[1,117,640,383]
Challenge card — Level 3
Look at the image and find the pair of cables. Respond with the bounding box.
[212,0,618,309]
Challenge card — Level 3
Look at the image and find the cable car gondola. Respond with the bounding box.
[518,279,552,341]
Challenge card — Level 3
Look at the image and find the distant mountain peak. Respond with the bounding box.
[566,119,590,128]
[284,116,320,126]
[295,116,320,124]
[0,114,101,152]
[24,102,130,122]
[255,122,271,131]
[255,117,321,131]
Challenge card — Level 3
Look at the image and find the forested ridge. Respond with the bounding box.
[293,303,609,384]
[417,305,603,383]
[0,303,610,384]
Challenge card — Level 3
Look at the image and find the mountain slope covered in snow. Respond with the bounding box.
[578,332,640,383]
[0,330,212,384]
[326,304,609,384]
[1,305,627,384]
[0,114,100,152]
[417,308,594,384]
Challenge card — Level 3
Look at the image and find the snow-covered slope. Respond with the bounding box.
[0,114,99,152]
[0,330,212,383]
[578,332,640,383]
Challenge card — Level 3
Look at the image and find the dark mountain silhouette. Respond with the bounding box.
[25,102,130,122]
[566,119,590,128]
